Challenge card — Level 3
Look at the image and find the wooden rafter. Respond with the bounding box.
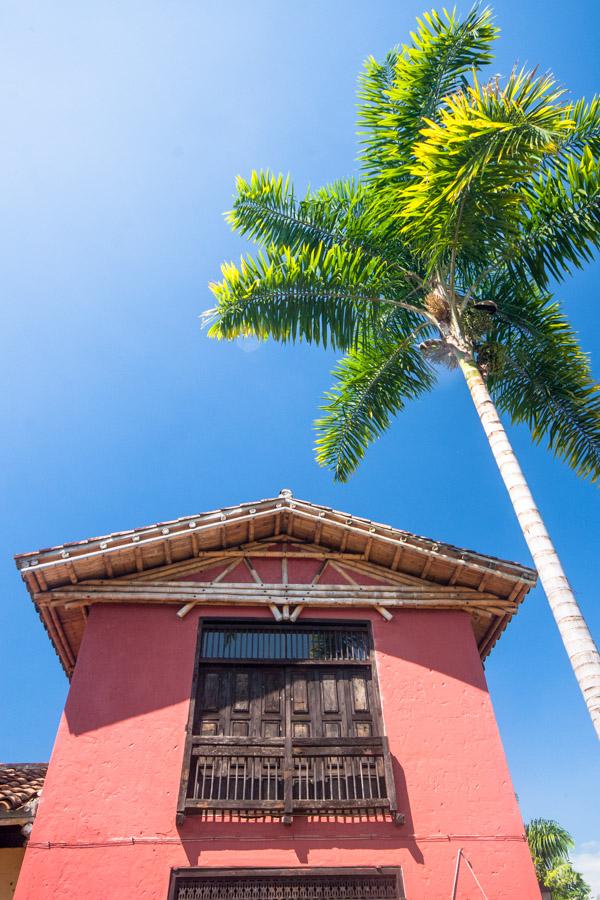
[16,494,537,676]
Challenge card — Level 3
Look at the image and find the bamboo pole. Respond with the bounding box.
[37,581,512,603]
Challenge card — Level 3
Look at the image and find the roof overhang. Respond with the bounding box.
[15,493,537,677]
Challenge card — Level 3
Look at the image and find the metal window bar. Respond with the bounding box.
[169,870,405,900]
[200,625,370,661]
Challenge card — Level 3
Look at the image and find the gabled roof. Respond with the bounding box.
[15,490,536,676]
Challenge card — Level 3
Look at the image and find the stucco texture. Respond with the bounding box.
[15,563,540,899]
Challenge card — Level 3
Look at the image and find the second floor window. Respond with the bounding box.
[196,623,377,741]
[177,621,401,824]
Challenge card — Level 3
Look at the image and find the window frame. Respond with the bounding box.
[167,867,406,900]
[176,617,395,824]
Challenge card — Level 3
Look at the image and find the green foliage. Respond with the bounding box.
[226,172,366,254]
[527,818,574,875]
[207,243,391,351]
[315,316,435,481]
[526,819,591,899]
[207,5,600,483]
[544,863,591,900]
[397,70,574,271]
[486,291,600,481]
[514,147,600,287]
[358,7,498,178]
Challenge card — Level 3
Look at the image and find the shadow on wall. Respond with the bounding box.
[64,604,487,736]
[64,603,199,735]
[177,758,424,867]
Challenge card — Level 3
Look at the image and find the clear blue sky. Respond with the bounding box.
[1,0,598,874]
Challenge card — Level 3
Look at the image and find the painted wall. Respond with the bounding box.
[15,559,540,899]
[0,848,24,899]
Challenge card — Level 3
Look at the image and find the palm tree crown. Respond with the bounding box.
[205,6,600,483]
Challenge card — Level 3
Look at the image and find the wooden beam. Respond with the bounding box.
[244,558,262,584]
[283,505,536,585]
[507,580,525,603]
[19,500,535,589]
[375,605,393,621]
[39,606,74,676]
[420,557,433,580]
[477,570,491,592]
[38,579,514,604]
[311,561,328,585]
[327,560,358,586]
[335,557,422,587]
[48,606,76,670]
[448,561,464,586]
[22,507,286,576]
[176,558,241,618]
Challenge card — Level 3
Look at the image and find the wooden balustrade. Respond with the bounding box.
[183,736,401,823]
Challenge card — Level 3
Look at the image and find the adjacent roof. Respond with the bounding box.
[15,491,537,676]
[0,764,46,822]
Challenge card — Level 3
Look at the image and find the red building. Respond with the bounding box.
[13,492,541,898]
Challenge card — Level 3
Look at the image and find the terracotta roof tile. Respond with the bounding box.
[0,764,47,815]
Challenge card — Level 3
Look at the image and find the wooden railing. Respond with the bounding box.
[183,736,402,823]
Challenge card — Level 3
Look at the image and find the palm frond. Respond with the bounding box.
[513,146,600,286]
[228,172,362,251]
[526,819,574,874]
[226,170,416,270]
[315,320,435,480]
[358,6,498,179]
[206,243,415,351]
[543,95,600,176]
[396,68,573,270]
[486,294,600,482]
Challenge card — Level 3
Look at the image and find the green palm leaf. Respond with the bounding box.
[315,319,435,480]
[208,5,600,488]
[206,243,408,351]
[513,147,600,286]
[395,69,573,271]
[486,293,600,481]
[526,818,573,873]
[226,170,418,273]
[359,6,498,179]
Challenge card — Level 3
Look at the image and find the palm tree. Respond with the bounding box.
[204,8,600,736]
[527,819,574,877]
[526,819,591,899]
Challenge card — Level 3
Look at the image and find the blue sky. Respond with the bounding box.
[1,0,598,880]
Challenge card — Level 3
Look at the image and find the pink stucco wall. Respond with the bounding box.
[15,561,540,899]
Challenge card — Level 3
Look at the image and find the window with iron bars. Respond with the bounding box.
[167,868,406,900]
[177,621,401,824]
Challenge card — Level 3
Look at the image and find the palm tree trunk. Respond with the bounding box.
[456,352,600,740]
